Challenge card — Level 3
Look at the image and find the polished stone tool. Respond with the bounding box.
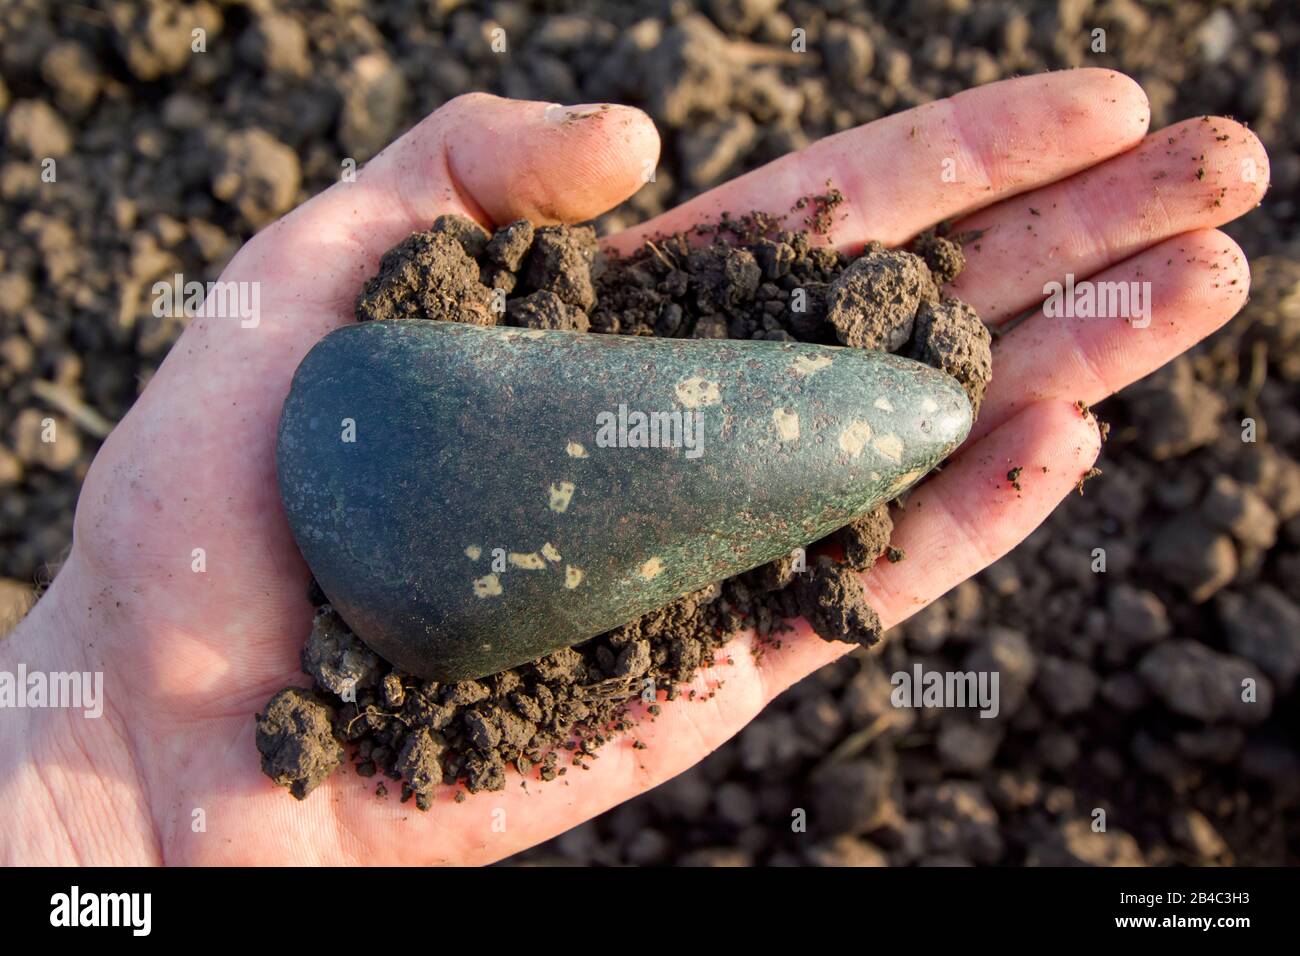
[277,320,971,680]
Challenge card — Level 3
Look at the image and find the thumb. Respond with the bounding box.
[441,95,661,226]
[241,93,660,307]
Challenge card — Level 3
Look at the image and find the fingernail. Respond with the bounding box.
[544,102,616,124]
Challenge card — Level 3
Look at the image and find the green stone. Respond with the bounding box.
[277,320,971,680]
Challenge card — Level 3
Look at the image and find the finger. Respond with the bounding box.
[608,69,1149,255]
[968,228,1250,445]
[950,117,1269,324]
[318,400,1099,865]
[229,93,660,313]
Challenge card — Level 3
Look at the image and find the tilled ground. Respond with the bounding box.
[1,0,1297,865]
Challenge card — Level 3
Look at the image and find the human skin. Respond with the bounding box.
[0,70,1268,864]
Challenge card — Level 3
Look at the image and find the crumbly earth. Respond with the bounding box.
[255,687,346,800]
[827,243,938,351]
[794,557,883,648]
[355,229,495,325]
[300,580,792,807]
[6,0,1298,866]
[910,298,994,416]
[838,503,895,572]
[256,208,989,806]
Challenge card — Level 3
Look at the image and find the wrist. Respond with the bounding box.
[0,554,161,864]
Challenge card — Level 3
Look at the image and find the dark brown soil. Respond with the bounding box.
[838,503,895,572]
[355,229,495,326]
[256,208,989,807]
[255,687,345,800]
[794,557,883,649]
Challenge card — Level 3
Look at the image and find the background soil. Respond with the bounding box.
[2,0,1298,865]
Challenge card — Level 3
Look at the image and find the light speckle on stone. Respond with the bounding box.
[564,565,584,589]
[792,354,833,377]
[541,542,562,562]
[838,420,873,458]
[874,433,904,463]
[874,397,895,412]
[464,545,481,560]
[921,397,939,414]
[639,557,664,580]
[509,551,545,570]
[548,481,576,512]
[473,574,502,598]
[773,408,800,441]
[674,376,721,408]
[888,468,924,494]
[566,441,588,458]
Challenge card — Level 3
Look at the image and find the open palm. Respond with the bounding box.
[1,70,1267,865]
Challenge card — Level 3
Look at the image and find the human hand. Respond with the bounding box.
[0,69,1267,865]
